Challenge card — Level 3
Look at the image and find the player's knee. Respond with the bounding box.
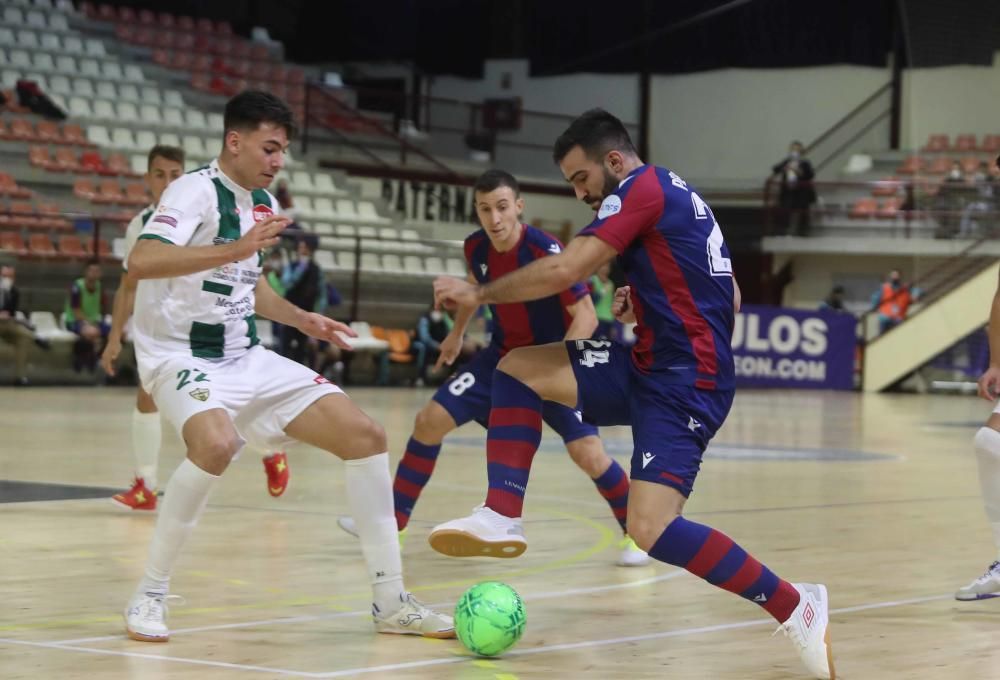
[496,349,532,383]
[345,415,387,458]
[413,404,449,440]
[625,512,675,553]
[975,426,1000,459]
[136,389,157,413]
[191,431,242,470]
[567,438,608,477]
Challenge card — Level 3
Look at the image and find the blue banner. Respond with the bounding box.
[732,305,856,390]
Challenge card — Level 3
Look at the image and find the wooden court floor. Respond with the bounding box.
[1,386,999,679]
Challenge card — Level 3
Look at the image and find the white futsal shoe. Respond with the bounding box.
[617,535,652,567]
[124,592,182,642]
[373,592,456,639]
[428,505,527,558]
[776,583,835,679]
[955,561,1000,601]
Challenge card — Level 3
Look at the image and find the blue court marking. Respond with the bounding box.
[446,436,899,462]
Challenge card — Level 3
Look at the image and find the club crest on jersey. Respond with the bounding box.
[597,195,622,220]
[189,387,210,402]
[252,204,273,222]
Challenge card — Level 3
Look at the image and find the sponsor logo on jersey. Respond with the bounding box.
[597,194,622,220]
[152,206,183,227]
[253,204,273,222]
[314,375,331,385]
[548,243,561,254]
[641,451,655,468]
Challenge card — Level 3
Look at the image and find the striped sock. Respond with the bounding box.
[592,459,629,532]
[391,437,441,530]
[649,516,801,622]
[485,371,543,518]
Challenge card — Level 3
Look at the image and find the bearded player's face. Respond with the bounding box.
[558,145,620,211]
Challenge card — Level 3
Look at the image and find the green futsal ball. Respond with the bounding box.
[454,581,526,657]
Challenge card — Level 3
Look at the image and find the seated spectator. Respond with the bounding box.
[0,264,48,385]
[819,285,848,313]
[62,260,109,371]
[871,269,921,335]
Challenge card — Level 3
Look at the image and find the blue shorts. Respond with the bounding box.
[67,320,110,337]
[432,345,597,443]
[566,339,733,497]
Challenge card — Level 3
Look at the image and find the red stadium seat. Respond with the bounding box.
[58,234,88,258]
[981,135,1000,153]
[73,177,96,201]
[921,134,949,152]
[28,145,52,169]
[55,147,83,173]
[0,231,27,255]
[849,198,878,219]
[871,177,899,197]
[28,233,57,256]
[895,156,923,175]
[954,134,977,152]
[876,197,902,219]
[926,156,952,175]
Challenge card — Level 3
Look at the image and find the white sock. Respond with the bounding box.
[344,452,405,613]
[132,408,161,489]
[973,427,1000,561]
[137,458,220,596]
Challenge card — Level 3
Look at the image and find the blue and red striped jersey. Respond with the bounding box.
[579,165,735,390]
[465,224,589,355]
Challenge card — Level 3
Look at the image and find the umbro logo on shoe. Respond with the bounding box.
[802,602,815,628]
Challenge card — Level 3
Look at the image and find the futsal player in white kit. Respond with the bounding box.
[122,90,453,642]
[101,144,291,510]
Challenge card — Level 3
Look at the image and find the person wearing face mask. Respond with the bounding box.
[771,141,816,236]
[0,264,43,386]
[872,269,921,334]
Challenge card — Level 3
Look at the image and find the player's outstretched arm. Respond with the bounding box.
[253,276,356,350]
[435,236,617,308]
[127,215,290,280]
[978,276,1000,400]
[563,294,598,341]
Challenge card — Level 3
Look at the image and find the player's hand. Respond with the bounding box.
[612,285,636,324]
[296,312,357,351]
[434,332,463,371]
[232,215,291,261]
[978,366,1000,401]
[434,276,480,310]
[100,336,122,376]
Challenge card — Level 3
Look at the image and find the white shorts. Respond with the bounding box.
[146,345,343,450]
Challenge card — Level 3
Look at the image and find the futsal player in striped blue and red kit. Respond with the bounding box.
[430,110,835,679]
[339,168,647,567]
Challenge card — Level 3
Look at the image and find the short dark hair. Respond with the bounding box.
[473,169,520,197]
[147,144,184,171]
[223,90,296,138]
[552,108,637,164]
[299,233,319,253]
[85,259,101,270]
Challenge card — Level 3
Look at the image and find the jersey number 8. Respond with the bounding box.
[448,372,476,396]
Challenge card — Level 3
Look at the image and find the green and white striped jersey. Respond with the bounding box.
[121,203,154,273]
[132,159,277,374]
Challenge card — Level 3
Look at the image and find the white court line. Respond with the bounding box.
[4,589,951,679]
[0,637,322,678]
[49,570,683,645]
[311,592,953,679]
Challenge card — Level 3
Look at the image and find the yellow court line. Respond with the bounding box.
[0,505,617,633]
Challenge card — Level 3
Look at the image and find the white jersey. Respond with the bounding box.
[132,159,278,383]
[122,204,155,272]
